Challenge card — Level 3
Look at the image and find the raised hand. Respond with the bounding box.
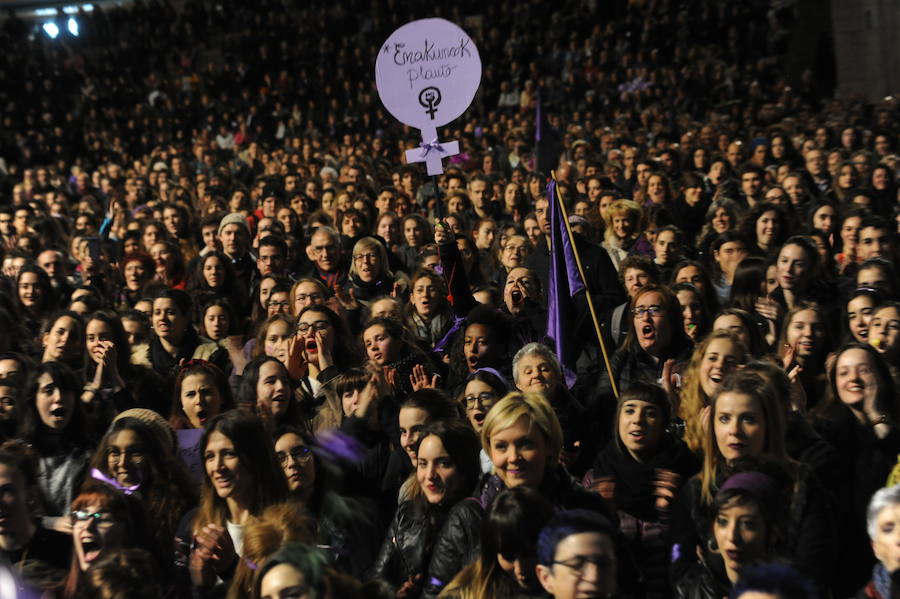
[409,364,438,391]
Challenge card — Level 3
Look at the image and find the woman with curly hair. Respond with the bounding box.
[602,199,648,271]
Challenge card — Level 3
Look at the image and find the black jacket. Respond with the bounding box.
[672,561,731,599]
[422,468,620,599]
[371,499,448,594]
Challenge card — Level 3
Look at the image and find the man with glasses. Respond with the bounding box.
[304,227,347,290]
[536,509,625,599]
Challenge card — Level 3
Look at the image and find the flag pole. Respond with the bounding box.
[550,171,618,399]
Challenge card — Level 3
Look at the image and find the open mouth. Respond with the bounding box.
[641,325,654,336]
[305,339,317,353]
[466,355,479,368]
[50,406,66,419]
[511,290,523,305]
[81,538,103,564]
[473,412,486,423]
[197,409,208,424]
[709,372,723,384]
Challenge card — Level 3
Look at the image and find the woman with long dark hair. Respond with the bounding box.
[372,419,481,596]
[16,263,55,334]
[236,355,305,432]
[812,343,900,594]
[169,360,235,432]
[19,361,93,532]
[88,414,197,564]
[40,310,84,372]
[176,411,287,594]
[187,250,247,322]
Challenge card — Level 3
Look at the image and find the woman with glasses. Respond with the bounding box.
[457,368,510,472]
[596,285,693,413]
[281,305,361,428]
[54,479,162,599]
[289,277,328,317]
[88,414,197,565]
[272,425,380,578]
[344,236,408,306]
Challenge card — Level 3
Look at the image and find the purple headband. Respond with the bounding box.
[91,468,140,495]
[468,367,511,393]
[719,471,775,498]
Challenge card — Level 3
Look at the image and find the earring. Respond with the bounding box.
[707,537,718,553]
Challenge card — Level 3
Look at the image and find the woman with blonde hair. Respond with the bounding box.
[670,369,834,592]
[422,392,617,598]
[602,199,648,271]
[677,330,748,455]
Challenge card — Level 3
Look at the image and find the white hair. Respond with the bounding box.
[512,342,562,385]
[867,485,900,539]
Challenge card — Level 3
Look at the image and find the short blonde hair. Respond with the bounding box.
[481,392,563,464]
[349,236,390,279]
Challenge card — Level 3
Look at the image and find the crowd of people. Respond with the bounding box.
[0,0,899,598]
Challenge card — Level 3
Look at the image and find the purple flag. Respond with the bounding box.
[546,180,585,387]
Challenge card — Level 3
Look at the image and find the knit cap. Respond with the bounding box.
[217,212,250,237]
[114,408,178,454]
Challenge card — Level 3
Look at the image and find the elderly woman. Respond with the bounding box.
[861,485,900,599]
[512,342,593,476]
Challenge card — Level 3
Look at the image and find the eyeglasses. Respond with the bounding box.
[552,554,616,576]
[464,392,497,409]
[106,448,145,464]
[632,305,665,318]
[295,293,324,302]
[354,253,379,263]
[71,510,116,528]
[276,446,312,465]
[296,321,330,333]
[267,300,291,308]
[311,244,336,255]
